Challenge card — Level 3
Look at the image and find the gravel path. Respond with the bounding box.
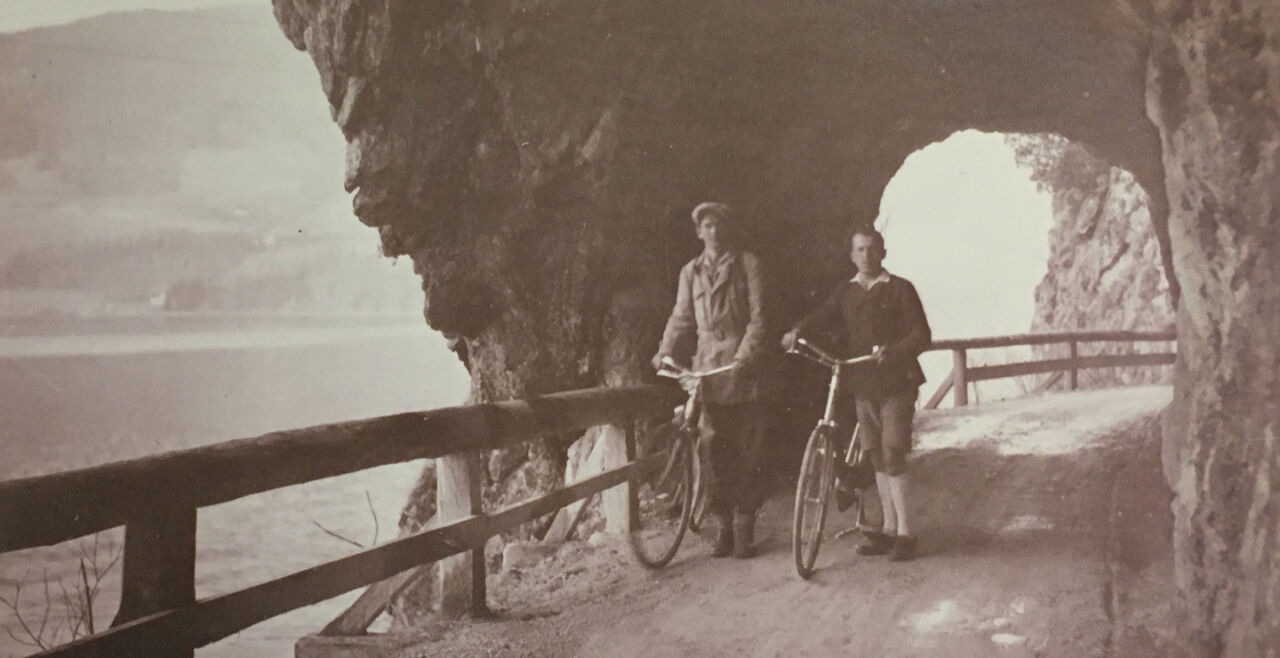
[390,387,1176,657]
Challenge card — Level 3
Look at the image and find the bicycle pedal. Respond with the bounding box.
[834,526,862,540]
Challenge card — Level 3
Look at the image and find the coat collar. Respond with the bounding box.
[695,249,739,295]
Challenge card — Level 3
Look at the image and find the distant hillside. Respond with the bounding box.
[0,6,421,316]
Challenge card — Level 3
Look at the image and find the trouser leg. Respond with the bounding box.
[855,392,915,476]
[700,401,765,515]
[732,403,766,516]
[855,391,919,560]
[699,408,734,556]
[702,402,764,557]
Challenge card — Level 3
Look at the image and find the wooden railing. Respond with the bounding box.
[921,329,1177,409]
[0,385,678,657]
[1,329,1177,656]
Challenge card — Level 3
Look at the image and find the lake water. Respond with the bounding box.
[0,323,470,657]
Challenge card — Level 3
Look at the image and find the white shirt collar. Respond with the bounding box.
[851,268,891,290]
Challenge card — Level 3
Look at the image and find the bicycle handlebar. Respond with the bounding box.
[787,337,878,368]
[656,356,738,380]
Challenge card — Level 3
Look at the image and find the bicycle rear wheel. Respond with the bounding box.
[628,430,694,568]
[793,425,836,579]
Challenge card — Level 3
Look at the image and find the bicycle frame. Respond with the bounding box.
[656,358,736,532]
[791,337,875,428]
[625,360,711,568]
[788,338,879,578]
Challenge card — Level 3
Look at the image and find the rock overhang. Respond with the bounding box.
[272,0,1170,350]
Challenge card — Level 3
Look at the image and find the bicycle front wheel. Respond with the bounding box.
[628,430,695,568]
[793,425,836,579]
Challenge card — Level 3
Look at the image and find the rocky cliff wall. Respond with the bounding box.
[1144,1,1280,654]
[1028,149,1176,387]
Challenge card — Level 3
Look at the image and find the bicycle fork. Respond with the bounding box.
[815,364,844,465]
[819,364,842,429]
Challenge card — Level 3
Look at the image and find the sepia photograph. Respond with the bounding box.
[1,1,1276,656]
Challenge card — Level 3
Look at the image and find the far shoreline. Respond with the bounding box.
[0,313,432,358]
[2,308,425,337]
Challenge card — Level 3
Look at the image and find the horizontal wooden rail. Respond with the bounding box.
[30,429,669,657]
[967,352,1176,382]
[930,329,1174,351]
[922,329,1177,409]
[0,385,676,552]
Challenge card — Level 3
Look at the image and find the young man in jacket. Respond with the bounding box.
[781,227,931,561]
[653,201,768,558]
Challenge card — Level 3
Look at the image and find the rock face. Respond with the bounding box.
[1144,1,1280,655]
[272,0,1279,651]
[1022,138,1177,386]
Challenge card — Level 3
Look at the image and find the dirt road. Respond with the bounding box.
[391,387,1176,657]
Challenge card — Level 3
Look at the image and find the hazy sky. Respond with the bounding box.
[880,129,1053,399]
[0,0,250,32]
[882,130,1052,339]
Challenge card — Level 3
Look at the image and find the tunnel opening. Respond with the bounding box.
[875,129,1174,407]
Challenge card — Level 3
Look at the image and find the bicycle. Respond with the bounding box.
[788,337,881,579]
[627,357,735,568]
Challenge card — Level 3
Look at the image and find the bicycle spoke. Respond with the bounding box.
[793,427,835,579]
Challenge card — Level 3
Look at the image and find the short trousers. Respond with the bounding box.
[855,390,917,475]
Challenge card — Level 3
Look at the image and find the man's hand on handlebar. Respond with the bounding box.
[653,355,693,391]
[781,328,800,352]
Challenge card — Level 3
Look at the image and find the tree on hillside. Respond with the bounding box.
[1006,133,1109,196]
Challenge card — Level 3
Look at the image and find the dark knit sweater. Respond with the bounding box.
[794,274,932,397]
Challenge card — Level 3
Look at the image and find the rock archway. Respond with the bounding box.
[272,0,1277,652]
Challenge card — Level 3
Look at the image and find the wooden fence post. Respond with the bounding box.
[952,349,969,407]
[1069,340,1079,390]
[111,506,196,658]
[435,451,486,617]
[599,424,631,536]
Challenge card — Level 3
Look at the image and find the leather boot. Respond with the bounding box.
[733,510,757,558]
[711,512,734,557]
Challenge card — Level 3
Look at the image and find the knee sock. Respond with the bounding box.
[875,471,897,535]
[888,473,911,537]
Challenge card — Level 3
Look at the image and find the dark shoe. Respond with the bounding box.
[711,514,734,558]
[888,535,917,562]
[733,511,757,559]
[855,531,894,556]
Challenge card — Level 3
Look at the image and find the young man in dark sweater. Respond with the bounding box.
[781,227,931,561]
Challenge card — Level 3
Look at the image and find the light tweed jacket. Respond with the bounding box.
[657,249,767,404]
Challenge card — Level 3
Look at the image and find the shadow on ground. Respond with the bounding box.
[383,387,1176,658]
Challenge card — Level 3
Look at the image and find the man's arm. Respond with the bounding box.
[783,281,845,349]
[882,279,931,361]
[734,252,767,365]
[654,263,696,368]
